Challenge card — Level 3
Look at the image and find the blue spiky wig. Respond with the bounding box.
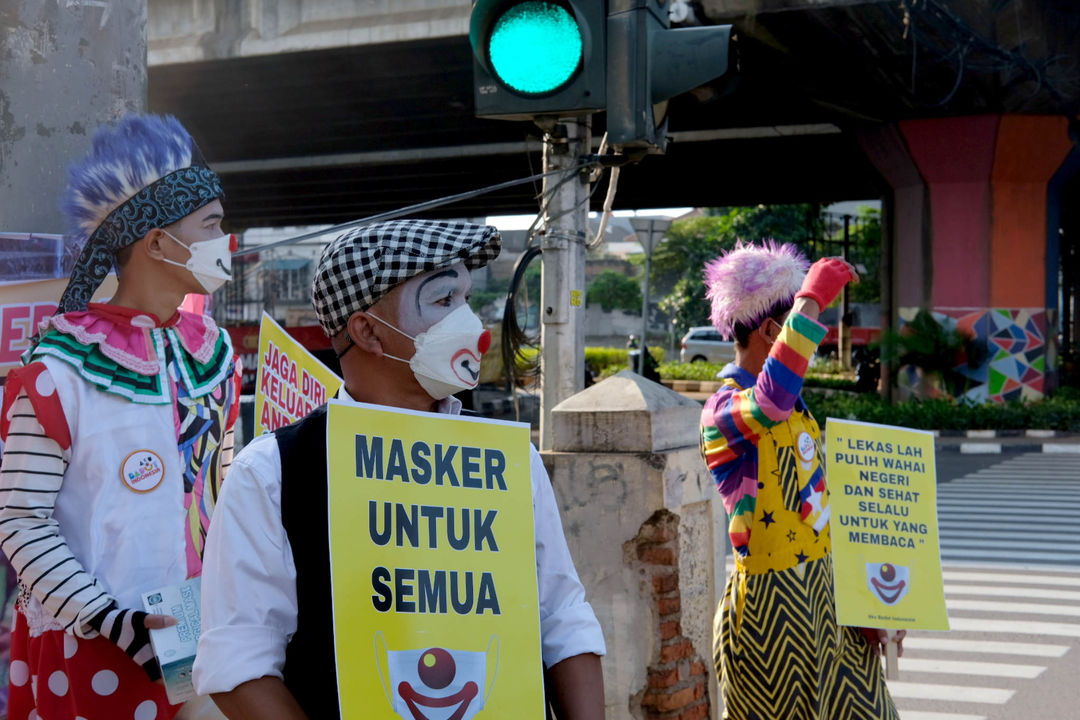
[57,113,223,313]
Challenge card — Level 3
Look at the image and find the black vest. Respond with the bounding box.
[275,405,340,719]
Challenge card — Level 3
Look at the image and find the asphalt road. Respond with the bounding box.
[891,451,1080,720]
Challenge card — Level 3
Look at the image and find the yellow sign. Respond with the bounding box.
[255,312,342,435]
[326,401,543,720]
[827,418,949,631]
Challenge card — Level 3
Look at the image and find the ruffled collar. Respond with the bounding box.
[43,303,220,376]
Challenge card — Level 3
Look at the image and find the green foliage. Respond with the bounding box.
[847,206,881,304]
[586,270,642,312]
[659,361,724,380]
[585,346,663,378]
[879,310,987,398]
[652,206,819,334]
[804,392,1080,431]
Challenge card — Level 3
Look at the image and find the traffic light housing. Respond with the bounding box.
[470,0,606,120]
[470,0,735,150]
[607,1,734,149]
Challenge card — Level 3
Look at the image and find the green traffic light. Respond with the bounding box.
[488,1,583,96]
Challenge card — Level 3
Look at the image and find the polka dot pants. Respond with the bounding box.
[8,611,180,720]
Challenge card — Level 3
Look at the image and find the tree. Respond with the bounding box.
[586,270,642,312]
[651,205,820,333]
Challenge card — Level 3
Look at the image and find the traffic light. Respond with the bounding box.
[470,0,606,120]
[469,1,735,150]
[607,1,734,149]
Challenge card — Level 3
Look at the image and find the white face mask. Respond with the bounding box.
[370,304,491,400]
[160,230,234,294]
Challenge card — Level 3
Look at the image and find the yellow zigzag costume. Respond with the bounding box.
[700,313,897,720]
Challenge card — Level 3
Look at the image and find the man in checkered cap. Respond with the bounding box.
[195,219,607,719]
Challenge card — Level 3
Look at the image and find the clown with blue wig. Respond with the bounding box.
[699,244,902,719]
[0,114,241,720]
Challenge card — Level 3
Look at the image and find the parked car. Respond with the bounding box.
[680,326,736,364]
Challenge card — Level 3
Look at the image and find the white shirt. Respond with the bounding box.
[193,395,606,696]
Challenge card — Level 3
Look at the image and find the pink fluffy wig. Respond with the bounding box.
[703,240,810,340]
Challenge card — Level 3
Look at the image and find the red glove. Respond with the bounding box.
[795,258,857,310]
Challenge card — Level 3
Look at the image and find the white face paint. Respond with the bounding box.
[369,263,490,400]
[392,262,472,336]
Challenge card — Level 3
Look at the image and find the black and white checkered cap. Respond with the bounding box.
[313,219,502,337]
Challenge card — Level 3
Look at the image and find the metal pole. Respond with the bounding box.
[539,119,590,451]
[641,249,651,374]
[840,214,852,370]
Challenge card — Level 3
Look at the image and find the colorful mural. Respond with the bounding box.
[898,307,1049,403]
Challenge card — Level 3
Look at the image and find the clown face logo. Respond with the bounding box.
[450,329,490,389]
[866,562,910,606]
[120,450,165,493]
[377,633,498,720]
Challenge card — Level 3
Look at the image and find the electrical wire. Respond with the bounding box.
[231,160,599,258]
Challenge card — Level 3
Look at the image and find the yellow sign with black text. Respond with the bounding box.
[254,312,342,435]
[827,418,949,631]
[326,401,543,719]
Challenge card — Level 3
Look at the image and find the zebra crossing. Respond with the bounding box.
[891,453,1080,720]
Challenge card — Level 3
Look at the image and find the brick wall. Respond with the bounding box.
[631,509,711,720]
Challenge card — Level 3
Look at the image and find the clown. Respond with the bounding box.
[699,243,903,720]
[194,219,606,719]
[0,114,241,720]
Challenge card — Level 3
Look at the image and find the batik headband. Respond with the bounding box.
[57,164,224,314]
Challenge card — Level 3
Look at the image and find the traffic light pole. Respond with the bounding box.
[539,118,590,451]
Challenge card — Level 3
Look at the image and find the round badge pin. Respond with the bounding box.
[120,450,165,493]
[797,432,815,463]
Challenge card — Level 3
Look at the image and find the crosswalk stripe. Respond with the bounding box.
[937,507,1080,517]
[901,637,1069,657]
[949,617,1080,637]
[941,548,1080,563]
[886,682,1013,703]
[942,570,1080,587]
[941,528,1080,539]
[945,584,1080,601]
[939,522,1080,533]
[899,712,986,720]
[898,657,1045,678]
[939,537,1080,553]
[947,598,1080,616]
[935,500,1080,510]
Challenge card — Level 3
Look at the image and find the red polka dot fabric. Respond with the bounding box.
[9,612,180,720]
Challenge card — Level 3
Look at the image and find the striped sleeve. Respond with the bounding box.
[704,312,826,466]
[0,390,115,636]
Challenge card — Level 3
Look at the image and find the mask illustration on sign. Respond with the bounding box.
[376,632,499,720]
[160,231,235,294]
[866,562,910,606]
[370,305,492,400]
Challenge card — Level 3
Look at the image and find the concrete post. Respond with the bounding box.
[1,0,146,233]
[543,371,726,720]
[539,118,590,450]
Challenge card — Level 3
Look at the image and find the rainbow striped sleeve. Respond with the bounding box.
[701,311,826,477]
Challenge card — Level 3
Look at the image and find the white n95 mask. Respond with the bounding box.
[160,230,234,294]
[371,304,491,400]
[376,632,499,720]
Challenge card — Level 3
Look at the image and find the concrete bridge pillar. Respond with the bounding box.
[0,0,146,233]
[861,115,1075,402]
[543,371,726,720]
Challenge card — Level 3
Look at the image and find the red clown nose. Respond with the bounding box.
[228,233,239,253]
[477,329,492,356]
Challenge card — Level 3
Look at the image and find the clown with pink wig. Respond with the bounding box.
[699,243,900,719]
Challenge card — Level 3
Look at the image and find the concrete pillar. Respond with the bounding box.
[0,0,147,233]
[542,371,725,720]
[860,115,1074,402]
